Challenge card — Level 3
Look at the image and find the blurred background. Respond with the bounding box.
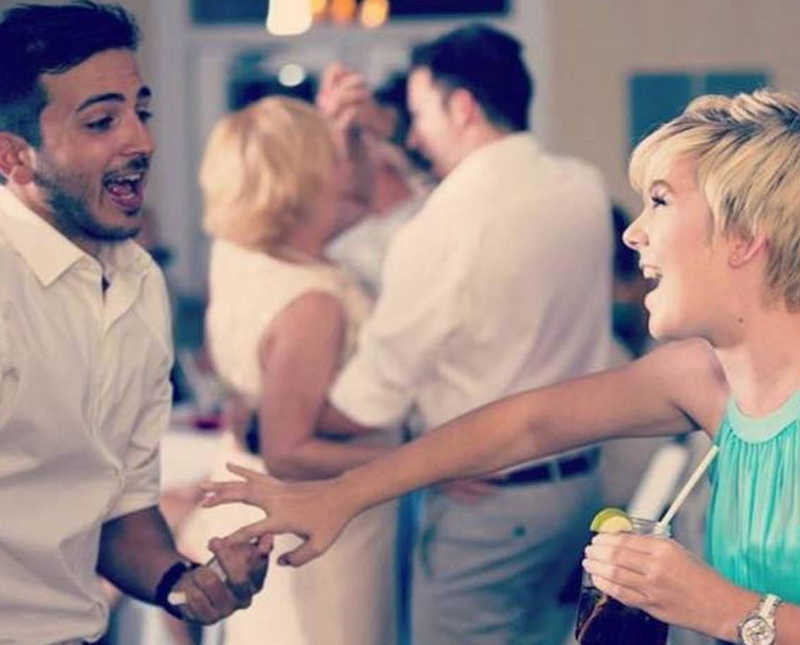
[6,0,794,346]
[3,2,798,643]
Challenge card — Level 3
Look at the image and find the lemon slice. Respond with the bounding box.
[590,507,633,533]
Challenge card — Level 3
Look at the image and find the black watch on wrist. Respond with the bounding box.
[737,593,781,645]
[155,560,198,619]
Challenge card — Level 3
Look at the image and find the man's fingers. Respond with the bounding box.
[175,572,217,623]
[192,565,236,615]
[205,540,251,603]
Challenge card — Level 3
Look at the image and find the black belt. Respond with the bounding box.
[485,448,600,486]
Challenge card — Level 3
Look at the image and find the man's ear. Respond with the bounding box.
[0,133,35,185]
[728,230,767,268]
[446,88,478,129]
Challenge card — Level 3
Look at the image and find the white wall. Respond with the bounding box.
[546,0,800,215]
[7,1,800,295]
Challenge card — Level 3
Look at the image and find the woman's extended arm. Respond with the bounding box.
[255,291,388,481]
[203,339,725,565]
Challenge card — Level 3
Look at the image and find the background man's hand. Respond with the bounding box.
[316,63,394,144]
[437,477,498,504]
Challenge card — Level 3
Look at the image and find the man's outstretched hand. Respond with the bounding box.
[170,531,271,623]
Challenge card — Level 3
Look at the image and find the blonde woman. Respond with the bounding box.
[191,96,398,644]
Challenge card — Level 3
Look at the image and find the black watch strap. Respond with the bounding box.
[155,560,199,618]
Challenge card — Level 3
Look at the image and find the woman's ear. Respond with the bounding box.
[728,230,767,268]
[0,133,35,185]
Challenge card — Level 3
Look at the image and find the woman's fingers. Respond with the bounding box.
[225,462,266,481]
[585,539,651,576]
[225,518,284,547]
[588,572,649,608]
[278,539,322,568]
[212,517,326,567]
[199,481,250,507]
[199,463,282,507]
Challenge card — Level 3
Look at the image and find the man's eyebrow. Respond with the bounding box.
[76,92,124,112]
[76,86,152,113]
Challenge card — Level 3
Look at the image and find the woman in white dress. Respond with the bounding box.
[187,96,398,645]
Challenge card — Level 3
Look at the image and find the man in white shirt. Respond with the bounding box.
[0,3,268,643]
[320,24,615,644]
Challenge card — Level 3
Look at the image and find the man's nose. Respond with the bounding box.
[123,113,155,157]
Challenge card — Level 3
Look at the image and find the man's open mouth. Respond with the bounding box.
[103,171,145,213]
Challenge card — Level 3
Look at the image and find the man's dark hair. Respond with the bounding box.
[0,1,140,148]
[410,23,533,132]
[374,71,410,147]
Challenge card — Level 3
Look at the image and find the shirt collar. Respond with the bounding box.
[465,131,540,168]
[0,186,150,286]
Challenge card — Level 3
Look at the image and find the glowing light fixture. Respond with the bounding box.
[329,0,357,24]
[359,0,389,28]
[311,0,329,20]
[266,0,312,36]
[278,63,307,87]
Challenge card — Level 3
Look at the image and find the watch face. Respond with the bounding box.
[741,616,775,645]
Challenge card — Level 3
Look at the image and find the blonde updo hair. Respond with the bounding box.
[199,96,337,250]
[629,89,800,309]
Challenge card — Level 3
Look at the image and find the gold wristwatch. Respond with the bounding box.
[737,593,781,645]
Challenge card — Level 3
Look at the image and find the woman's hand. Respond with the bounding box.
[582,532,753,639]
[200,464,356,567]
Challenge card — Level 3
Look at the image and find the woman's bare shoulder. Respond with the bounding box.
[641,338,729,433]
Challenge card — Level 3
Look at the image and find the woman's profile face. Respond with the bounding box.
[316,156,371,238]
[622,156,731,343]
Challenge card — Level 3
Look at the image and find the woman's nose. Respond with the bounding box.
[622,215,647,250]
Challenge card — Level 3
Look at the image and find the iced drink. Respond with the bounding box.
[574,517,670,645]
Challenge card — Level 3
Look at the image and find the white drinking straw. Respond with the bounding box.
[658,444,719,528]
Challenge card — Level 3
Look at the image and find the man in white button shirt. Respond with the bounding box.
[313,24,616,645]
[0,3,269,643]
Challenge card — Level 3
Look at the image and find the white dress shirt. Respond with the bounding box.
[0,188,172,644]
[331,133,614,448]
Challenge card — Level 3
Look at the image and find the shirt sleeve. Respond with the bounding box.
[106,364,171,520]
[106,267,173,520]
[330,200,470,428]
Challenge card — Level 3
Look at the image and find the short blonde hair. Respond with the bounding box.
[629,89,800,309]
[199,96,337,249]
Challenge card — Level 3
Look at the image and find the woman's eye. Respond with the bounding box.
[138,109,153,123]
[650,194,667,208]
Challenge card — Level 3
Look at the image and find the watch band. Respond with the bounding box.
[154,560,199,619]
[737,593,782,645]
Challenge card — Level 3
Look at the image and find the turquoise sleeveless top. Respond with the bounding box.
[706,392,800,603]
